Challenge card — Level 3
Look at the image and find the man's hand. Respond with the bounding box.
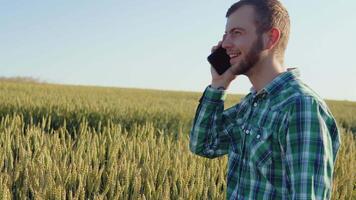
[210,41,236,90]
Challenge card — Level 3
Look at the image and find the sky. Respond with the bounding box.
[1,0,356,101]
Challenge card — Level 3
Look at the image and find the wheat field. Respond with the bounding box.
[0,80,355,199]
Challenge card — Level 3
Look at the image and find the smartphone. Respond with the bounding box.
[207,46,231,75]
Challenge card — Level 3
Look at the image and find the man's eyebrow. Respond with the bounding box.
[225,27,246,33]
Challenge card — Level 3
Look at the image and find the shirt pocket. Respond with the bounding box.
[247,127,273,168]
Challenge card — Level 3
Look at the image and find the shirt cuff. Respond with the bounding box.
[199,85,227,103]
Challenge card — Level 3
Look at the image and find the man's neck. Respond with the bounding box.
[247,57,286,92]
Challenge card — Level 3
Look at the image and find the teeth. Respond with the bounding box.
[229,52,241,58]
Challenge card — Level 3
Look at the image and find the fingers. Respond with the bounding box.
[211,41,223,53]
[210,66,219,76]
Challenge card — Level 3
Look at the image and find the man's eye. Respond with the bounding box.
[233,31,241,35]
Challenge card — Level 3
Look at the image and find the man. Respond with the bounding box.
[189,0,340,199]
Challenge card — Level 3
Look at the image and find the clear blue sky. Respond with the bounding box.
[1,0,355,101]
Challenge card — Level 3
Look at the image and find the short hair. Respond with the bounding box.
[226,0,290,63]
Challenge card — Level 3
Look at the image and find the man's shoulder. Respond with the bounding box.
[271,79,328,112]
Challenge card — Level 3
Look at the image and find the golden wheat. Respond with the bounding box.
[0,81,354,199]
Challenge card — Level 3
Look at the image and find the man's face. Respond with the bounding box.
[222,5,265,75]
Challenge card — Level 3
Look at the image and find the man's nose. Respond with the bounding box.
[222,35,232,49]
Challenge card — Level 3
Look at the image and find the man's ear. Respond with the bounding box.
[263,28,281,50]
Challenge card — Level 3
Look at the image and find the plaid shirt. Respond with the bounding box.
[189,69,340,199]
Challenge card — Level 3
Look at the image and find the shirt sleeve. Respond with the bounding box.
[189,86,235,159]
[285,96,340,199]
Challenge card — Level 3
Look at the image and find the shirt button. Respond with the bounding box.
[253,102,258,107]
[245,130,250,134]
[256,134,261,139]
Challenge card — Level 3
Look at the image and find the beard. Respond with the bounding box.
[232,35,264,75]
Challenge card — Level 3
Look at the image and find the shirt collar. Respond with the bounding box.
[250,68,301,98]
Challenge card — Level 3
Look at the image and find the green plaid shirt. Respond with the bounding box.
[189,69,340,199]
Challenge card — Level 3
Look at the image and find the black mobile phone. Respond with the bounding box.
[207,46,231,75]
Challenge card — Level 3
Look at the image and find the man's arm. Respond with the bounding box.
[189,86,236,159]
[285,96,340,199]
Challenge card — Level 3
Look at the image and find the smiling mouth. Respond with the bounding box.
[228,52,242,63]
[228,52,241,59]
